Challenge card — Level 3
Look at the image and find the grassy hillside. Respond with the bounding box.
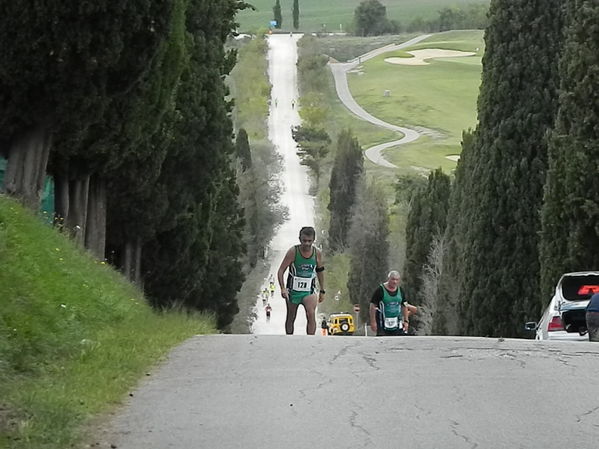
[237,0,489,32]
[0,195,216,448]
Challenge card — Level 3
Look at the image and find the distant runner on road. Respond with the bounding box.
[277,226,325,335]
[265,303,272,321]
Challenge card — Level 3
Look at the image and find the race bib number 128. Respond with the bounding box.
[292,276,311,292]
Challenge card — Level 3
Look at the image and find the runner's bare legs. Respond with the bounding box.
[285,300,299,335]
[285,294,317,334]
[302,294,318,335]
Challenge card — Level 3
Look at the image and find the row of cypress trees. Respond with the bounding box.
[402,0,599,337]
[273,0,301,30]
[0,0,252,329]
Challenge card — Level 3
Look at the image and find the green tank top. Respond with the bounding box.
[379,284,404,331]
[287,245,317,297]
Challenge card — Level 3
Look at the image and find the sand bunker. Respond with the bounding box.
[385,49,475,66]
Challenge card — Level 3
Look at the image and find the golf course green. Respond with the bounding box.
[348,30,484,172]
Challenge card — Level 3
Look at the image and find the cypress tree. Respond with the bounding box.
[403,169,450,312]
[273,0,282,29]
[0,1,170,209]
[327,129,364,253]
[235,128,252,171]
[443,0,563,337]
[293,0,300,30]
[84,0,188,261]
[437,130,476,335]
[143,0,246,329]
[540,0,599,298]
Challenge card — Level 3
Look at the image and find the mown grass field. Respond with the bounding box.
[347,30,485,172]
[0,196,216,448]
[237,0,489,32]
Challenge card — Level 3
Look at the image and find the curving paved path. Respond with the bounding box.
[329,34,431,168]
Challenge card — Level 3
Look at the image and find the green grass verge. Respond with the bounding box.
[237,0,489,33]
[228,36,271,140]
[0,196,215,448]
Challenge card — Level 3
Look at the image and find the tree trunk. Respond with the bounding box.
[53,174,70,230]
[3,124,52,209]
[117,238,144,285]
[85,176,107,259]
[122,240,134,281]
[133,237,143,287]
[66,175,90,246]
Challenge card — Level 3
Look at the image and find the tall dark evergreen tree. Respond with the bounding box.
[441,0,563,337]
[347,178,389,323]
[73,0,188,261]
[293,0,300,30]
[403,169,450,310]
[0,1,170,209]
[327,129,364,253]
[273,0,282,29]
[437,130,476,335]
[143,0,247,329]
[235,128,252,171]
[540,0,599,298]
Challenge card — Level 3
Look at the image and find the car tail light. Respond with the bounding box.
[547,316,564,332]
[577,285,599,295]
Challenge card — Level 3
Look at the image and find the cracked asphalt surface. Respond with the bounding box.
[100,335,599,449]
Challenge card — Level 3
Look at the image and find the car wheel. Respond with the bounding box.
[340,323,349,332]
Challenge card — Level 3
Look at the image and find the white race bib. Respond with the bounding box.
[292,276,312,292]
[384,317,399,329]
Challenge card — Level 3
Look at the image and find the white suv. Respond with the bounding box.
[526,271,599,341]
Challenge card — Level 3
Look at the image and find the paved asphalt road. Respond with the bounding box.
[100,335,599,449]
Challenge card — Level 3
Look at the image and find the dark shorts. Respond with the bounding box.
[377,328,406,336]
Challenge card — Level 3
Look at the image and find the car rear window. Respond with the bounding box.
[561,274,599,300]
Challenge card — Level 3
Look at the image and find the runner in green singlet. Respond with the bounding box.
[369,270,409,336]
[277,227,325,335]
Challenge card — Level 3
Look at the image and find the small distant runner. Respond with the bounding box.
[321,317,328,336]
[265,303,272,320]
